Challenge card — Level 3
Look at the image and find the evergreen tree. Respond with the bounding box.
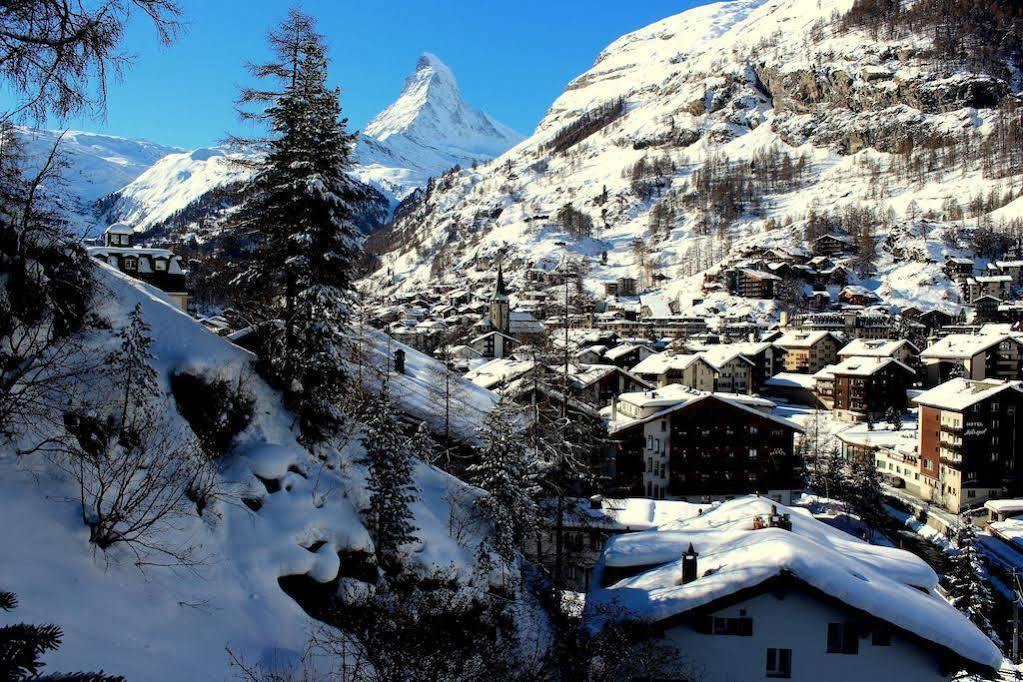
[948,518,1003,650]
[468,401,541,563]
[0,590,122,680]
[809,446,848,501]
[361,395,419,573]
[849,453,887,537]
[230,8,364,444]
[106,303,158,432]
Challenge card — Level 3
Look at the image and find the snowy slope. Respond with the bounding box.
[0,263,538,678]
[15,127,180,232]
[366,0,1022,324]
[97,53,522,239]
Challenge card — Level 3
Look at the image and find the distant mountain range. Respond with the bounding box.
[17,53,522,241]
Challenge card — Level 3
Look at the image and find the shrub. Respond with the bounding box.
[171,372,254,460]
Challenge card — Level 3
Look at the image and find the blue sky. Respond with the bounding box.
[1,0,702,149]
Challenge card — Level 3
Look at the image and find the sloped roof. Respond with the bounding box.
[586,497,1001,672]
[913,378,1023,411]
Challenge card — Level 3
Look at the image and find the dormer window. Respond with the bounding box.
[154,259,167,272]
[123,256,138,272]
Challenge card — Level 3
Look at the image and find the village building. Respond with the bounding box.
[963,274,1012,304]
[585,497,1001,682]
[774,330,844,373]
[914,378,1023,512]
[943,256,975,281]
[919,333,1023,386]
[812,233,854,256]
[824,356,915,422]
[631,352,714,390]
[87,223,189,311]
[607,386,803,503]
[735,268,781,299]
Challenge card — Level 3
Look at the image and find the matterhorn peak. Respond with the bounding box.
[362,53,522,157]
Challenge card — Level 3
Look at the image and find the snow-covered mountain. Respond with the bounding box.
[367,0,1023,321]
[15,127,180,232]
[354,53,524,199]
[94,53,522,241]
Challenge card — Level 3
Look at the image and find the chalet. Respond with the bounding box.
[774,331,844,373]
[812,233,854,256]
[468,330,518,360]
[963,275,1012,304]
[586,497,1002,682]
[918,309,955,332]
[608,387,802,503]
[920,333,1023,386]
[914,378,1023,512]
[838,285,881,307]
[87,223,188,311]
[602,342,654,369]
[735,268,780,299]
[699,345,755,394]
[943,256,974,281]
[631,352,714,390]
[973,294,1002,323]
[995,259,1023,285]
[827,356,915,422]
[711,341,787,391]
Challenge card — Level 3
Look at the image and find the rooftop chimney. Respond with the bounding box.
[680,543,699,585]
[589,494,603,510]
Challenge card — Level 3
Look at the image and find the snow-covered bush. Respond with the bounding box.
[170,371,254,461]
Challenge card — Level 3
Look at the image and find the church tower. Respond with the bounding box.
[488,263,510,334]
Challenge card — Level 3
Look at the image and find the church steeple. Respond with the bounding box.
[488,263,510,334]
[492,263,509,301]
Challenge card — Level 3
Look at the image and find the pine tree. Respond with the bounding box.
[947,518,1003,650]
[468,401,541,563]
[230,8,364,444]
[809,446,848,501]
[106,303,159,432]
[362,395,419,574]
[0,590,122,680]
[849,454,886,537]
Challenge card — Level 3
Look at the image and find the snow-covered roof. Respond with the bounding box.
[984,499,1023,516]
[913,378,1023,411]
[698,345,754,371]
[828,356,915,378]
[604,343,651,360]
[763,372,816,390]
[587,497,1001,672]
[839,338,919,358]
[611,387,797,434]
[639,293,673,318]
[920,333,1019,360]
[87,245,175,259]
[774,330,842,349]
[463,357,534,390]
[630,351,702,376]
[104,222,134,234]
[349,327,500,442]
[738,267,781,281]
[564,497,705,532]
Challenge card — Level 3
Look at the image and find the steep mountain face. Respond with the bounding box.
[355,53,524,198]
[367,0,1023,319]
[15,127,180,232]
[95,53,521,243]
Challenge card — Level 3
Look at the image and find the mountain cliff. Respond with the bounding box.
[366,0,1023,320]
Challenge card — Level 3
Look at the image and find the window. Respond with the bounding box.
[123,257,137,271]
[661,420,667,432]
[827,623,859,654]
[766,648,791,678]
[712,616,753,636]
[871,628,892,646]
[154,259,167,271]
